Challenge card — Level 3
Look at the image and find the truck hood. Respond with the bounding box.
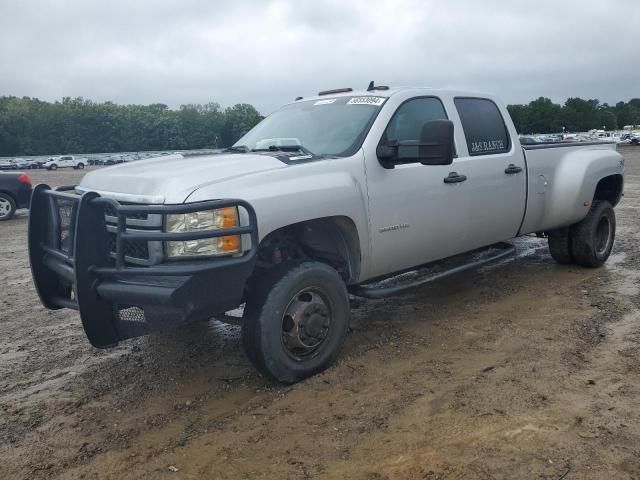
[78,153,286,203]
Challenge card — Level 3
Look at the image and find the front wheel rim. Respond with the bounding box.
[281,287,333,361]
[595,215,612,256]
[0,198,12,218]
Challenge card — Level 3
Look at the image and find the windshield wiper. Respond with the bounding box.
[251,145,316,156]
[223,145,249,153]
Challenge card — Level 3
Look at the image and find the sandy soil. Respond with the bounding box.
[1,149,640,479]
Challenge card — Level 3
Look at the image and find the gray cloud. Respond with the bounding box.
[1,0,638,114]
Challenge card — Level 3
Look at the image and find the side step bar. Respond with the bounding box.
[349,242,516,299]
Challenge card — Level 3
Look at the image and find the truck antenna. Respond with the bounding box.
[367,81,389,92]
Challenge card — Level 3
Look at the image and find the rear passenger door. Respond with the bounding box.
[452,97,527,248]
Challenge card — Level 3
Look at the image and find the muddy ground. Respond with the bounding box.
[1,148,640,479]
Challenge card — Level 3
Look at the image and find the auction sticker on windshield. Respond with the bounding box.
[347,97,386,106]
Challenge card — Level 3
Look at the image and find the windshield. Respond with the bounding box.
[233,96,386,156]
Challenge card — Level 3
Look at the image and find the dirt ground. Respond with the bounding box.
[1,148,640,480]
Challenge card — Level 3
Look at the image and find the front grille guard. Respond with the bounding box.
[28,184,258,347]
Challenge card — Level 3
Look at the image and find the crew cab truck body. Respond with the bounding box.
[29,86,624,382]
[43,155,86,170]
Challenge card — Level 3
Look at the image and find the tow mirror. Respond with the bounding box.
[377,119,455,169]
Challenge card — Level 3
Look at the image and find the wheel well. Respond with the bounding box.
[594,174,623,206]
[0,190,16,204]
[253,217,361,284]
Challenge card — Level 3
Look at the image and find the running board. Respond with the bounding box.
[349,242,516,299]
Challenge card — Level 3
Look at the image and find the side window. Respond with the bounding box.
[383,97,448,143]
[454,98,510,156]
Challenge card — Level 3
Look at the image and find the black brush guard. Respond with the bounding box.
[28,184,258,348]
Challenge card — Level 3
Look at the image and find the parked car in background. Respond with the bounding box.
[11,158,31,169]
[563,134,588,142]
[0,171,32,220]
[27,159,46,169]
[519,136,538,145]
[104,155,125,165]
[0,159,18,170]
[43,155,87,170]
[631,134,640,146]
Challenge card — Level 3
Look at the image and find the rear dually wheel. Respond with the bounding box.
[548,227,573,264]
[570,201,616,267]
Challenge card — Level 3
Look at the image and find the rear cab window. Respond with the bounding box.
[454,98,511,156]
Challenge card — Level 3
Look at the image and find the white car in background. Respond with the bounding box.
[43,155,87,170]
[0,159,18,170]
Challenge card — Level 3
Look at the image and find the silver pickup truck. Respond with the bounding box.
[29,85,624,383]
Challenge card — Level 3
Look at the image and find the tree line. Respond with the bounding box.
[2,95,640,156]
[507,97,640,135]
[0,96,264,156]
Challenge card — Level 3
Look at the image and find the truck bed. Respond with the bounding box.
[519,141,620,235]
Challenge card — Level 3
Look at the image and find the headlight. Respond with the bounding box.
[165,207,241,258]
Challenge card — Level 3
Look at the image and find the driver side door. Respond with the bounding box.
[364,97,471,278]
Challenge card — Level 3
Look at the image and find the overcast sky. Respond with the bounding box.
[1,0,638,114]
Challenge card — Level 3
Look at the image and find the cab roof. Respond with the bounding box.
[286,86,498,107]
[290,86,414,105]
[283,86,501,110]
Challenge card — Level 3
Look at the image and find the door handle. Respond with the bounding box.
[505,164,523,174]
[443,172,467,184]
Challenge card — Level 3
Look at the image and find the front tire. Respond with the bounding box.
[0,193,16,221]
[49,164,58,170]
[571,201,616,267]
[242,262,350,383]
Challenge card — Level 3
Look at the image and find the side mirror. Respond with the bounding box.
[417,119,455,166]
[376,119,455,169]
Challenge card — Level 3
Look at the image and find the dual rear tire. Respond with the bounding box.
[548,200,616,267]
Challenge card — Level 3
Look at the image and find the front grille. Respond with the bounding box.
[104,205,149,221]
[54,198,76,254]
[107,232,151,261]
[104,205,162,266]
